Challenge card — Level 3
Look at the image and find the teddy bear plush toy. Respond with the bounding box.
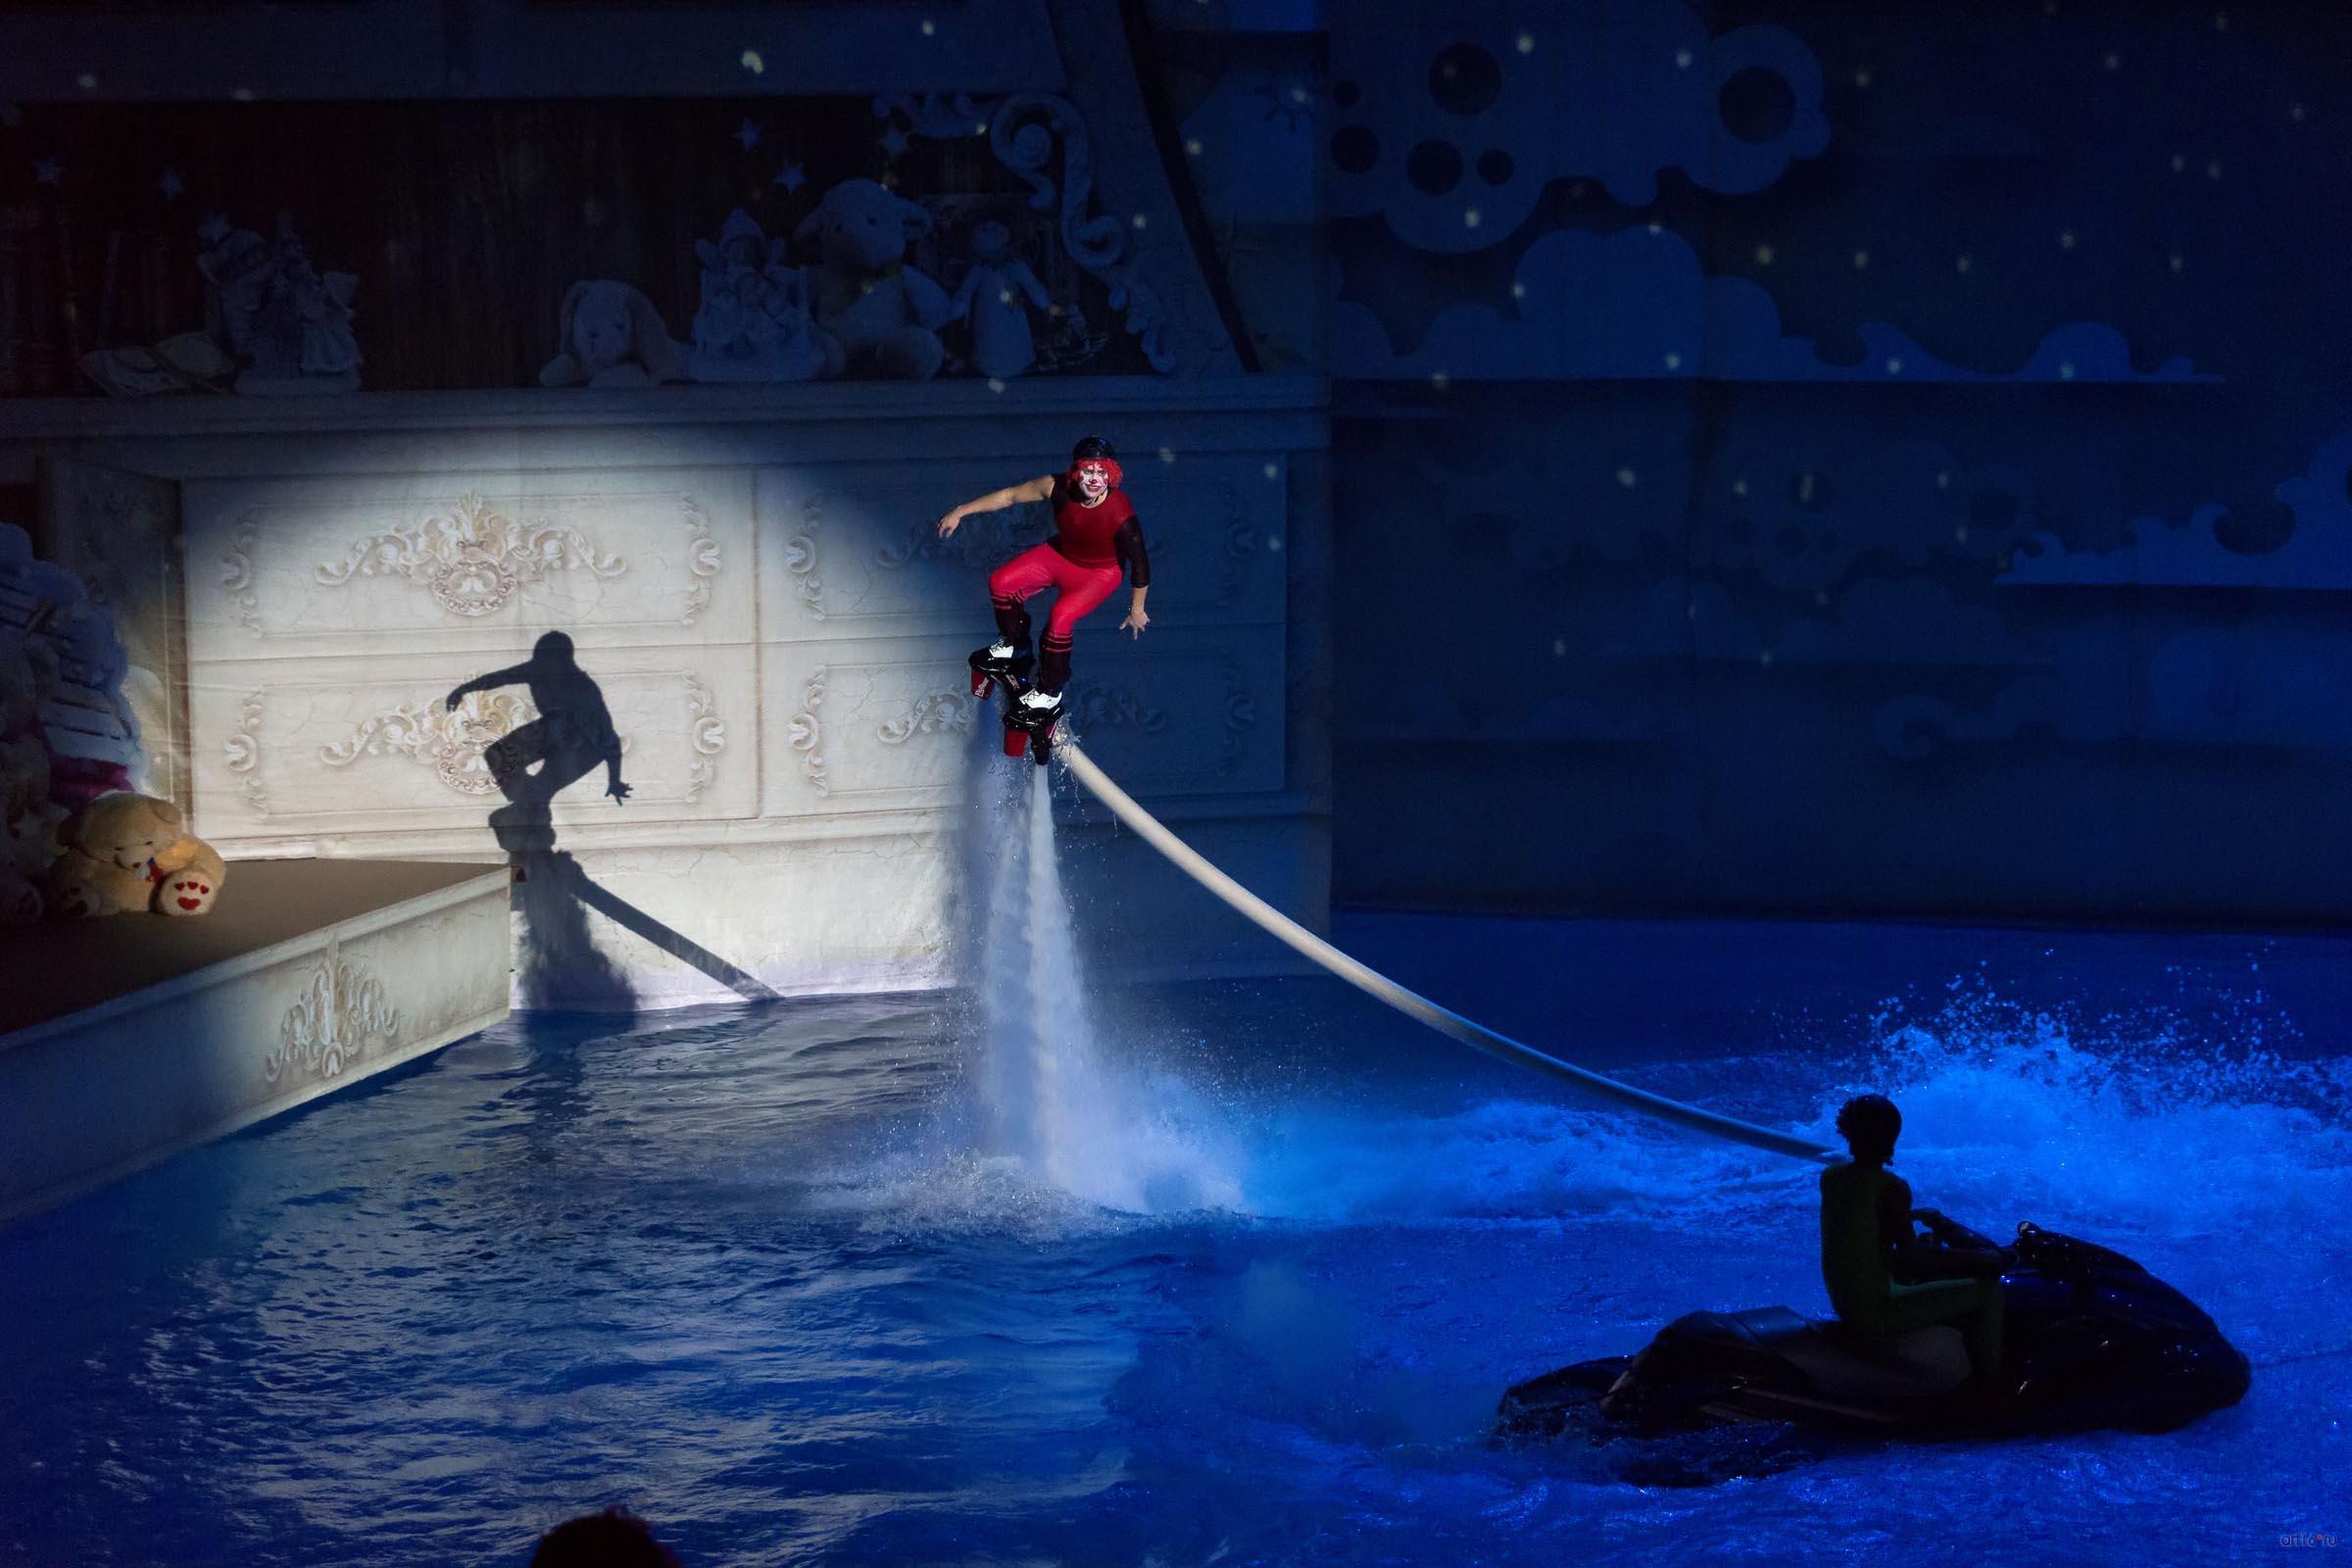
[45,791,226,919]
[794,178,952,379]
[539,279,692,389]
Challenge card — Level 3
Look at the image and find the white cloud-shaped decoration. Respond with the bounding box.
[1328,4,1828,253]
[2004,432,2352,588]
[1333,226,2209,383]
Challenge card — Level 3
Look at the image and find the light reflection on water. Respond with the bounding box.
[2,924,2347,1567]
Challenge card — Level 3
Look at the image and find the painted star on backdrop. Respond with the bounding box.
[772,160,807,194]
[734,118,762,152]
[31,157,61,186]
[880,124,909,157]
[158,168,184,200]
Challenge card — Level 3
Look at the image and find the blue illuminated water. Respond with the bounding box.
[4,908,2349,1565]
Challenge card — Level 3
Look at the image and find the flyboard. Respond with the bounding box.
[969,649,1062,766]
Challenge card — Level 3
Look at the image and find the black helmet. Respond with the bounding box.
[1070,434,1116,465]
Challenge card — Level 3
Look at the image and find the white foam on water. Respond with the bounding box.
[1812,998,2352,1242]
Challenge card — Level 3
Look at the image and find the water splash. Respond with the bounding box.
[959,756,1243,1215]
[1814,995,2352,1241]
[944,732,2349,1241]
[1220,991,2352,1236]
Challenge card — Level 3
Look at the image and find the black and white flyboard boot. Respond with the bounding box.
[1001,685,1063,765]
[968,642,1034,698]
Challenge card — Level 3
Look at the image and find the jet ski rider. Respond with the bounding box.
[1820,1095,2009,1403]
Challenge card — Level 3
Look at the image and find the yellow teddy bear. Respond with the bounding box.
[46,792,227,918]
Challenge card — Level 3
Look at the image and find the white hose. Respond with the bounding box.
[1056,741,1837,1164]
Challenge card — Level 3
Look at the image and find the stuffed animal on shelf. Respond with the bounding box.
[0,633,66,923]
[0,728,65,925]
[78,333,237,397]
[794,178,952,379]
[195,214,362,395]
[688,209,834,382]
[45,791,226,919]
[947,218,1052,380]
[539,279,691,389]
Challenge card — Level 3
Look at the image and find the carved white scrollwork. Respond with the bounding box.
[1065,664,1256,776]
[224,692,268,808]
[685,674,727,803]
[263,950,400,1086]
[222,521,265,638]
[679,496,721,625]
[877,690,977,746]
[1221,495,1259,599]
[318,691,534,797]
[786,499,825,616]
[790,667,829,795]
[1066,684,1170,735]
[312,492,627,618]
[1221,677,1259,777]
[874,504,1039,572]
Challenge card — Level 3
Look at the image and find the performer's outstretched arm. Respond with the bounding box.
[938,474,1055,536]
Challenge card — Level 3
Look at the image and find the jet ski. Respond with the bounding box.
[1497,1221,2248,1477]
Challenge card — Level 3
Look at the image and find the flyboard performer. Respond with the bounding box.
[938,435,1152,763]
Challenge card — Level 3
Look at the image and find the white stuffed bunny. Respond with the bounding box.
[540,279,691,389]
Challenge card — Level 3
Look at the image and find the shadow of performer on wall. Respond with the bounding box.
[448,631,638,1013]
[448,631,631,810]
[447,631,779,1012]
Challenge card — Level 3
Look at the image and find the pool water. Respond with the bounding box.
[3,913,2349,1566]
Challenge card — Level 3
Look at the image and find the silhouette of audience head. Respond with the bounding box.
[528,1506,681,1567]
[534,629,576,662]
[1836,1093,1901,1164]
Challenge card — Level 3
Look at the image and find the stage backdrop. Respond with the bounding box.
[1322,0,2352,927]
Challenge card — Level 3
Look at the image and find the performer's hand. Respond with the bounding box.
[607,779,633,805]
[1119,607,1150,638]
[936,510,964,538]
[443,685,466,713]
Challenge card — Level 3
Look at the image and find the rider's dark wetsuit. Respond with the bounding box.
[1820,1159,2005,1384]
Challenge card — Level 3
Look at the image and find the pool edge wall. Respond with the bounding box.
[0,863,513,1226]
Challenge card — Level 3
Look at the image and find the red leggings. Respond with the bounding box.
[989,543,1124,694]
